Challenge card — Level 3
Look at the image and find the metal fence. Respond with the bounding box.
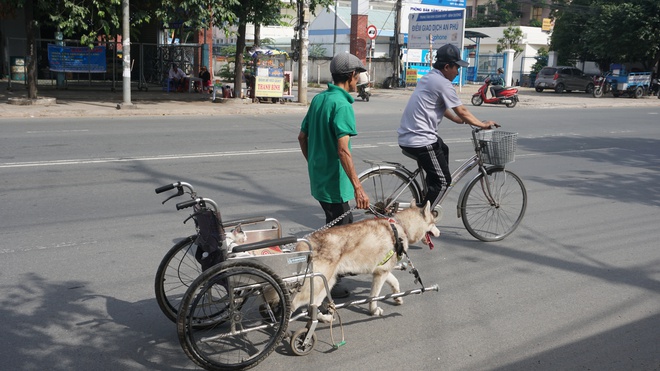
[5,37,202,91]
[474,53,505,82]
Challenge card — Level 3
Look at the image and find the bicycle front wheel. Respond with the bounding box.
[155,235,202,323]
[177,260,290,371]
[459,168,527,242]
[360,169,422,216]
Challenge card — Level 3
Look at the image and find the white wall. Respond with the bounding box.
[308,7,392,58]
[465,26,551,78]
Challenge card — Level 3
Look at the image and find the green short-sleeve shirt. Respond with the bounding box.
[300,83,357,203]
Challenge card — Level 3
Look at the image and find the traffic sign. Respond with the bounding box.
[367,24,377,40]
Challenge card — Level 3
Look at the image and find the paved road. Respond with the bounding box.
[0,87,659,371]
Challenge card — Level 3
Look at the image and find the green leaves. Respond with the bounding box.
[496,26,524,56]
[551,0,660,69]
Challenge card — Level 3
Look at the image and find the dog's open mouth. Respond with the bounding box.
[423,232,435,249]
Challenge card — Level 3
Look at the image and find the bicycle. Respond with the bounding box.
[358,128,527,242]
[154,181,281,324]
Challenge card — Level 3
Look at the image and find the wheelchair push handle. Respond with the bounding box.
[176,197,219,213]
[155,181,195,205]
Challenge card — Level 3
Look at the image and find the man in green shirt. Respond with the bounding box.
[298,52,370,297]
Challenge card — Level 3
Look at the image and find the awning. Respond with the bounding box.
[465,30,490,41]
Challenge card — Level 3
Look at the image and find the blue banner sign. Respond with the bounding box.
[408,9,465,50]
[47,44,107,73]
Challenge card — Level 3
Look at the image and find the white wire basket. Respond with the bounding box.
[477,131,518,165]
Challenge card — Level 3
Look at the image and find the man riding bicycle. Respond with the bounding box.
[397,44,499,213]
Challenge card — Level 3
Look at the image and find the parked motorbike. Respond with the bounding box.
[357,83,371,102]
[471,77,519,108]
[592,72,611,98]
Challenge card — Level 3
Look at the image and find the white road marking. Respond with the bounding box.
[0,144,378,169]
[25,130,90,134]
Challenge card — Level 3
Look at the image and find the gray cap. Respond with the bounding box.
[435,44,469,67]
[330,52,367,74]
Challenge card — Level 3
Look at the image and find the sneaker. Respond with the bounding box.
[330,284,350,299]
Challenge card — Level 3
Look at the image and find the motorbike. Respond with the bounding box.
[357,83,371,102]
[592,72,612,98]
[471,77,519,108]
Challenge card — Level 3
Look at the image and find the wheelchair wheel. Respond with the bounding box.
[177,260,291,371]
[154,235,201,323]
[290,327,317,356]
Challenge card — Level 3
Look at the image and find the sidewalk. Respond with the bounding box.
[1,79,657,119]
[0,79,313,119]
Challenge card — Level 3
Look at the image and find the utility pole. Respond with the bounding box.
[332,0,338,56]
[119,0,132,107]
[298,0,309,104]
[393,0,402,83]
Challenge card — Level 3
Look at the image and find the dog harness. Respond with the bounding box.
[379,220,405,266]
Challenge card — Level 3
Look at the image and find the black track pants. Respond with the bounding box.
[400,138,451,209]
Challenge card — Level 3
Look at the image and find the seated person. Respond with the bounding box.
[357,71,369,87]
[198,65,211,92]
[168,63,187,92]
[489,67,505,97]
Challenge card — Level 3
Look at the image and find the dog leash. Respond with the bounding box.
[303,206,357,239]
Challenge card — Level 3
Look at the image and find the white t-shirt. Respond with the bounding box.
[169,67,186,80]
[398,68,462,147]
[358,72,369,85]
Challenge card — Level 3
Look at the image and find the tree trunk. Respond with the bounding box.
[254,24,260,47]
[234,21,246,99]
[25,0,38,99]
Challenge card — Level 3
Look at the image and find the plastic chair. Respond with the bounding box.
[163,77,174,92]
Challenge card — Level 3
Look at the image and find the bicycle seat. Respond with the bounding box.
[401,150,418,161]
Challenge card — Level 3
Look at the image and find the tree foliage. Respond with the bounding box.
[550,0,660,71]
[8,0,152,46]
[156,0,238,41]
[466,0,522,28]
[531,46,548,74]
[496,26,524,57]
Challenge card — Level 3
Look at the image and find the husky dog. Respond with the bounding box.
[291,201,440,322]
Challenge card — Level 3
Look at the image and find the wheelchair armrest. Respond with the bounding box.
[231,236,298,253]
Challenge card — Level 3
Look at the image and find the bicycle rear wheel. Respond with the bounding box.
[459,168,527,242]
[359,169,421,216]
[177,260,290,371]
[155,235,201,323]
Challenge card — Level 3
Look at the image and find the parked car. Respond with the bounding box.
[535,66,595,94]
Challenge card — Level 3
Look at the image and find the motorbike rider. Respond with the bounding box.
[489,67,505,98]
[357,71,370,97]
